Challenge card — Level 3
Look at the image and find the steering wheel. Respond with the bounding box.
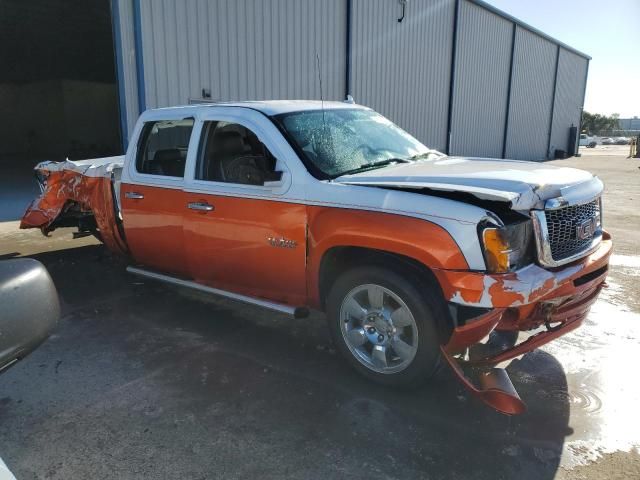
[221,156,266,185]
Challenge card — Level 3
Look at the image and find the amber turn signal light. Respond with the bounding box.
[482,228,511,273]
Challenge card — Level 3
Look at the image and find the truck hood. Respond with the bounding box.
[334,156,602,210]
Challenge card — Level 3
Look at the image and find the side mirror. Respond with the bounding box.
[0,259,59,373]
[263,170,289,189]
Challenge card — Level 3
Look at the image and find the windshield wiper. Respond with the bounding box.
[333,158,411,178]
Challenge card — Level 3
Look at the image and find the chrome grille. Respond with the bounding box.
[544,199,600,262]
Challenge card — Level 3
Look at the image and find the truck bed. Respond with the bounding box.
[20,156,128,255]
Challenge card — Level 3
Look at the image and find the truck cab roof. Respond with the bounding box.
[148,100,369,116]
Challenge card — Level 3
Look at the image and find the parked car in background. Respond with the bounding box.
[600,137,614,145]
[0,258,59,373]
[614,137,630,145]
[19,101,612,415]
[0,258,59,480]
[579,134,597,148]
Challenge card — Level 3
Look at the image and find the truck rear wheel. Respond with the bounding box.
[326,266,444,388]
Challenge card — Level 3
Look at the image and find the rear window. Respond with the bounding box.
[136,119,194,177]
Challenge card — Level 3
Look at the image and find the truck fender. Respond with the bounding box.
[306,206,468,307]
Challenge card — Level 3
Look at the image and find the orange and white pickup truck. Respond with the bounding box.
[21,101,611,414]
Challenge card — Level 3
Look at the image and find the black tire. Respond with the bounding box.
[588,142,597,148]
[326,265,446,388]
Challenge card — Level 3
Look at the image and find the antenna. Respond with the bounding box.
[315,52,325,126]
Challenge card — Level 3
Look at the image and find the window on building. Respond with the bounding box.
[136,118,194,177]
[196,121,277,185]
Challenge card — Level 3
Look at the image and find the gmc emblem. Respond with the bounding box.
[576,217,598,240]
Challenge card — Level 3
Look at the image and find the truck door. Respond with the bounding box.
[183,117,307,307]
[120,117,195,277]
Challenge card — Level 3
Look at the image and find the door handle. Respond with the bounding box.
[125,191,144,200]
[187,202,214,212]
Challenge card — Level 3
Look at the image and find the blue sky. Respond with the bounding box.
[485,0,640,118]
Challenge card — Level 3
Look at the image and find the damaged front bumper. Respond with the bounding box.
[432,232,612,414]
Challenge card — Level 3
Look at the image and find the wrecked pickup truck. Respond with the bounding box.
[21,101,611,414]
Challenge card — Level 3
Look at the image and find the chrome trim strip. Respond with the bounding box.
[126,266,298,316]
[531,210,602,268]
[125,191,144,200]
[187,202,214,211]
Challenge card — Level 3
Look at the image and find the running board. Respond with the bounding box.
[126,266,309,318]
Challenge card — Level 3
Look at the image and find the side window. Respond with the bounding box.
[136,118,194,177]
[196,121,277,185]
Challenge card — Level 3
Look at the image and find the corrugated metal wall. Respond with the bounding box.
[113,0,590,161]
[449,0,513,158]
[350,0,454,152]
[504,27,557,160]
[138,0,346,109]
[114,0,139,141]
[549,48,588,157]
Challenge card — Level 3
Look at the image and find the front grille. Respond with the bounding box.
[544,199,600,262]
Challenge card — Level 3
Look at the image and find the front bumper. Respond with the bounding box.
[432,232,612,414]
[435,231,611,354]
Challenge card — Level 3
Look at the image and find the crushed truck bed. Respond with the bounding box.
[20,156,128,255]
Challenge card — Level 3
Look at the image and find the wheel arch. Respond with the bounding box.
[306,206,469,311]
[317,246,455,344]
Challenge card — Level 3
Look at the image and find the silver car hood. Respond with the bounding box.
[334,156,603,210]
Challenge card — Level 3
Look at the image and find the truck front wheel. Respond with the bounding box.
[326,266,444,387]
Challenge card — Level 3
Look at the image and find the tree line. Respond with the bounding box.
[581,111,620,134]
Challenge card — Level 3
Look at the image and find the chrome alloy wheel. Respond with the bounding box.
[339,283,419,374]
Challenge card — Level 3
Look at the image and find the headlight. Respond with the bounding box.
[480,219,534,273]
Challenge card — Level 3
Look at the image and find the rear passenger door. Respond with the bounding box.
[121,117,195,277]
[183,113,307,306]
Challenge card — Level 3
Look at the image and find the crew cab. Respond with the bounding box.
[21,101,612,414]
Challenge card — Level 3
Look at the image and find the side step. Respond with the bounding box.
[440,346,526,415]
[126,266,309,319]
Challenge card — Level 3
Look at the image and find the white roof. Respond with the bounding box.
[152,100,369,116]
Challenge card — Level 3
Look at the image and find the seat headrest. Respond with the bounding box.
[153,148,181,162]
[212,130,244,152]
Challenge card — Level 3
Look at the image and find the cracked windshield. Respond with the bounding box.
[278,109,443,178]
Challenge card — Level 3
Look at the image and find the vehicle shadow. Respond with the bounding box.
[7,244,570,479]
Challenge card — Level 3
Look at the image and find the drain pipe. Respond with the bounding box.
[345,0,352,100]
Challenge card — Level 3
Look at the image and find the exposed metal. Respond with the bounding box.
[126,266,300,316]
[137,0,346,109]
[504,27,557,160]
[449,0,513,158]
[549,49,589,157]
[340,283,419,374]
[351,0,455,152]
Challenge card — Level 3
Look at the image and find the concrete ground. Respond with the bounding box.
[0,147,639,479]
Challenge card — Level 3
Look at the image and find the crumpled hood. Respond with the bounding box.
[334,156,602,210]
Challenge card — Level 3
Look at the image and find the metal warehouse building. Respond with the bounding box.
[111,0,589,161]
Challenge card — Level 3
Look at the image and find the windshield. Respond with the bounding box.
[275,108,441,178]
